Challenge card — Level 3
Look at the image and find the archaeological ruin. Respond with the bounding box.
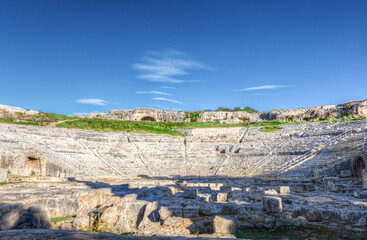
[0,100,367,239]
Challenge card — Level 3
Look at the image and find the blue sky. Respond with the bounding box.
[0,0,366,115]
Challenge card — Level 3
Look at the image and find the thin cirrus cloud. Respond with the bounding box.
[236,85,294,91]
[132,49,211,83]
[153,97,183,104]
[76,99,107,106]
[136,90,173,96]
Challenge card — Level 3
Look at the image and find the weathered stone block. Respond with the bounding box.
[213,215,236,234]
[356,216,367,227]
[0,203,24,230]
[219,185,233,198]
[293,184,305,193]
[198,206,211,216]
[340,170,352,178]
[330,184,344,193]
[353,190,367,199]
[216,192,228,202]
[249,189,264,201]
[221,203,237,215]
[0,168,7,183]
[362,169,367,189]
[262,196,282,213]
[323,177,339,187]
[264,189,278,195]
[303,183,315,191]
[279,186,290,195]
[220,185,232,192]
[313,168,335,178]
[183,189,197,199]
[301,207,323,222]
[182,206,199,218]
[159,206,172,220]
[17,206,52,229]
[168,206,183,218]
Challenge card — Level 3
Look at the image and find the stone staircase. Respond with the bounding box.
[275,126,354,174]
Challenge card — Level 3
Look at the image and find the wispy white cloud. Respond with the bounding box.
[153,97,183,104]
[136,90,173,96]
[236,85,294,91]
[76,99,107,106]
[132,49,211,83]
[160,86,176,89]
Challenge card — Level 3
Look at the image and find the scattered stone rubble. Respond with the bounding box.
[0,172,366,238]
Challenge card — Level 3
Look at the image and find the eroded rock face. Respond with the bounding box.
[16,206,52,230]
[0,204,23,230]
[262,196,282,213]
[216,192,228,202]
[363,169,367,189]
[90,99,367,123]
[249,189,264,201]
[0,204,51,231]
[0,168,7,183]
[213,215,236,234]
[90,108,187,122]
[279,186,290,195]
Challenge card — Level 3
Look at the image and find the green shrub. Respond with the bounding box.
[284,199,292,204]
[51,216,75,224]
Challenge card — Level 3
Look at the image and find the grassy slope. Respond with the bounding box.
[57,115,365,136]
[1,113,364,136]
[0,119,39,126]
[51,216,75,224]
[45,113,78,121]
[56,118,303,136]
[0,113,77,126]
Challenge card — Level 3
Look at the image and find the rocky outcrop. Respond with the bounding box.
[89,108,187,122]
[0,204,51,231]
[0,229,237,240]
[0,105,39,119]
[90,99,367,123]
[0,168,7,182]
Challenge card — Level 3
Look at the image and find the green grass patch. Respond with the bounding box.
[54,116,366,136]
[0,118,39,126]
[51,215,75,224]
[57,118,186,136]
[45,113,78,122]
[0,182,8,186]
[259,125,283,132]
[56,118,294,136]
